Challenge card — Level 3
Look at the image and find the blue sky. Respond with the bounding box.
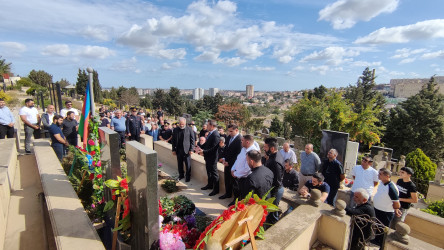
[1,0,443,91]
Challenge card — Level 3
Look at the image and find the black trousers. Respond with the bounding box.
[373,208,394,247]
[176,150,191,178]
[116,131,125,148]
[129,133,140,142]
[205,159,219,192]
[223,165,234,196]
[0,124,14,139]
[326,184,339,206]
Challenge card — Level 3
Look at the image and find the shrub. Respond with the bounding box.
[162,179,179,193]
[421,200,444,218]
[406,148,437,195]
[0,91,11,102]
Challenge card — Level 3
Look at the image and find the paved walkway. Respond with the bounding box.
[158,163,232,218]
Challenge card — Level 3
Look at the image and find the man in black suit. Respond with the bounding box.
[219,124,242,199]
[172,117,195,182]
[197,119,221,196]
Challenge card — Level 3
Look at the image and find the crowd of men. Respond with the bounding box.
[1,98,418,247]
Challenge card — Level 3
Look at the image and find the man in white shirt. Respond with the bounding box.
[349,155,379,208]
[19,98,41,153]
[229,134,260,205]
[60,100,79,120]
[279,142,297,164]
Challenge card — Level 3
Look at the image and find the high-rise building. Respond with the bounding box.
[209,88,219,97]
[193,88,205,100]
[246,84,254,98]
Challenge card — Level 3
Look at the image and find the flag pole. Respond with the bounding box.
[87,67,95,116]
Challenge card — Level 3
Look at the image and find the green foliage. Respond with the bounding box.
[152,89,168,110]
[406,148,437,182]
[285,89,382,149]
[193,110,213,128]
[25,83,48,96]
[75,69,88,95]
[421,200,444,218]
[120,87,139,108]
[139,94,152,109]
[166,87,184,117]
[55,78,70,88]
[0,56,12,76]
[269,116,283,137]
[245,118,265,132]
[16,77,33,87]
[161,179,179,193]
[247,104,273,117]
[384,77,444,161]
[344,67,385,114]
[28,69,53,88]
[103,98,117,109]
[172,195,196,217]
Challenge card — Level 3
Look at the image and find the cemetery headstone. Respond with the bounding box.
[434,162,444,185]
[344,141,359,178]
[276,137,285,146]
[320,130,349,164]
[99,127,121,201]
[126,141,159,249]
[370,146,393,170]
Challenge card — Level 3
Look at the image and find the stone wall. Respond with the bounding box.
[426,183,444,202]
[154,140,226,194]
[33,139,105,250]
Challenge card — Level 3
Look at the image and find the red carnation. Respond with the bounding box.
[97,174,102,179]
[122,198,130,218]
[89,173,94,180]
[90,150,96,156]
[120,178,129,191]
[88,139,95,146]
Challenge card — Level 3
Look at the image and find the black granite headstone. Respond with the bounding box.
[320,130,349,165]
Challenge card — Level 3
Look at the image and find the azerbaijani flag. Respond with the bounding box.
[78,80,91,150]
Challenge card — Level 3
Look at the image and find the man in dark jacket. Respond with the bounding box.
[264,139,285,225]
[197,120,220,196]
[219,124,242,199]
[41,104,57,138]
[345,188,376,250]
[240,150,274,199]
[321,148,345,206]
[126,107,143,142]
[172,117,195,182]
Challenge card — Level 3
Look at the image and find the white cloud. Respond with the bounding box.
[421,50,444,60]
[399,58,415,64]
[300,46,359,65]
[194,49,221,61]
[319,0,399,29]
[310,65,330,75]
[216,57,246,67]
[391,48,427,59]
[0,42,26,53]
[351,60,381,67]
[41,44,70,56]
[355,19,444,44]
[243,66,275,71]
[76,46,115,59]
[161,61,183,70]
[110,57,140,73]
[79,25,111,41]
[272,39,301,63]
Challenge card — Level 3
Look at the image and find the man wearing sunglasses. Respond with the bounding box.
[349,156,379,208]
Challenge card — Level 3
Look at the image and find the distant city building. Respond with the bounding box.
[193,88,204,100]
[391,76,444,98]
[246,84,254,98]
[209,88,219,97]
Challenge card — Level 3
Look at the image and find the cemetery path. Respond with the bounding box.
[158,163,231,218]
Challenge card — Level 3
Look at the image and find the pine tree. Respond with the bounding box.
[75,69,88,95]
[384,77,444,161]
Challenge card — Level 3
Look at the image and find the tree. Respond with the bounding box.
[384,77,444,161]
[56,78,70,88]
[139,94,152,109]
[16,77,33,87]
[406,148,437,194]
[0,56,11,80]
[245,118,265,132]
[152,89,168,110]
[29,69,53,88]
[120,88,139,108]
[193,110,213,128]
[196,94,224,114]
[269,116,283,137]
[75,69,88,95]
[92,70,102,103]
[214,102,250,127]
[166,87,184,117]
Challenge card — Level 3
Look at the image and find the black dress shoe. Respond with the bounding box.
[201,186,212,190]
[209,190,219,196]
[228,200,235,206]
[185,178,190,182]
[219,194,231,199]
[178,176,184,180]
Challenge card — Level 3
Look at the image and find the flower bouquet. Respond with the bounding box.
[194,190,279,250]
